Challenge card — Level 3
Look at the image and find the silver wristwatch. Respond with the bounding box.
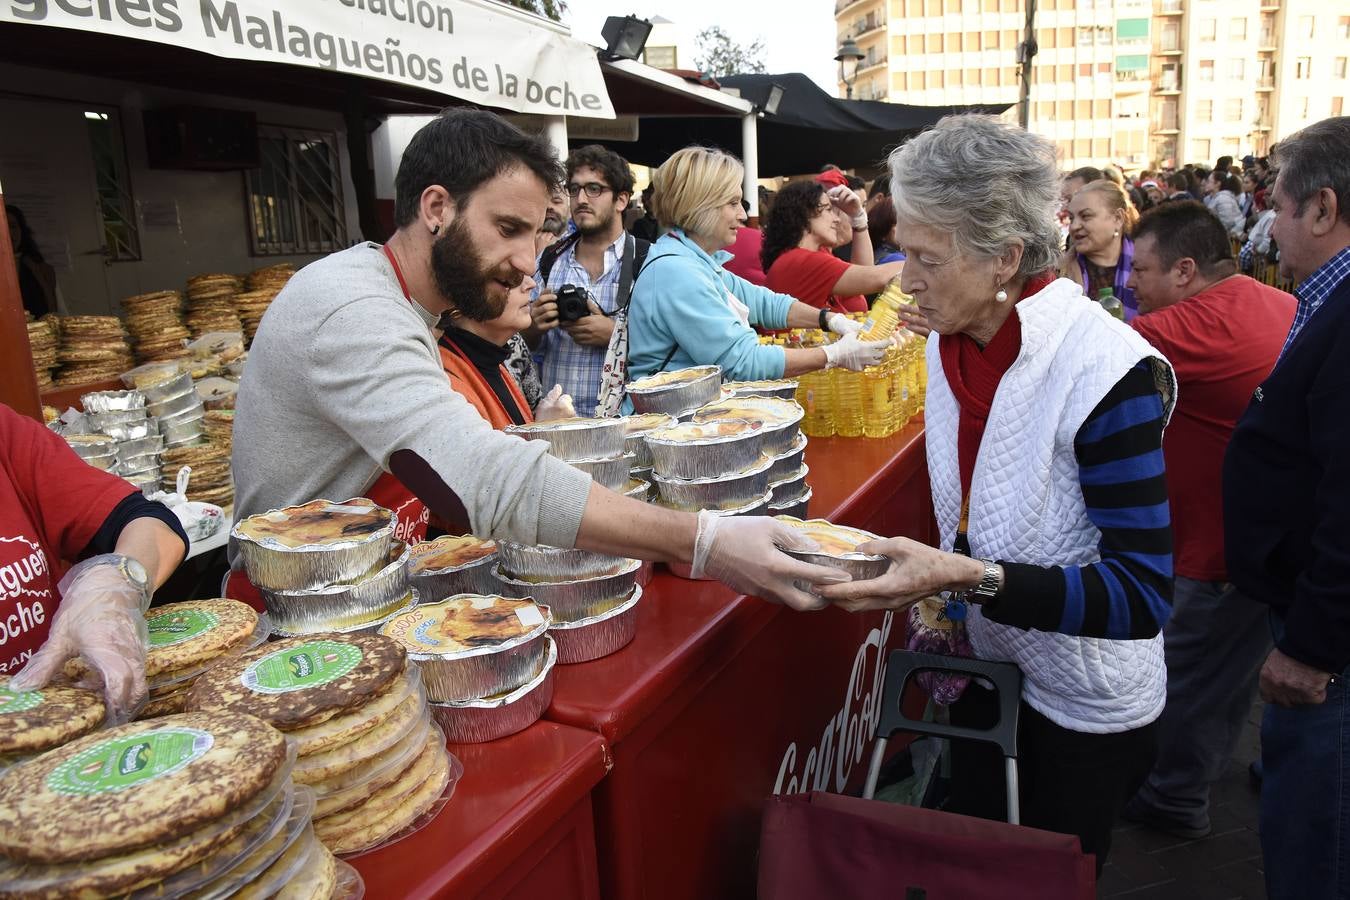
[959,558,1002,605]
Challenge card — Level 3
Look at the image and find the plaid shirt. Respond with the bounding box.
[532,230,626,417]
[1280,246,1350,361]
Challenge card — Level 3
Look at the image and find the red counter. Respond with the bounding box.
[545,424,936,900]
[349,721,610,900]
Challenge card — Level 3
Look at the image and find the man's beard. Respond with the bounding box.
[574,205,614,237]
[430,218,522,322]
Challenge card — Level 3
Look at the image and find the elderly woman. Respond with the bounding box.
[818,116,1176,872]
[1202,171,1246,237]
[761,180,905,313]
[1062,179,1141,320]
[626,146,889,388]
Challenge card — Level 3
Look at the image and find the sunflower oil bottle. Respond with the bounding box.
[832,361,865,437]
[861,349,894,438]
[859,282,910,341]
[797,330,835,437]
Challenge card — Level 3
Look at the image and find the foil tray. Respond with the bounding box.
[622,477,651,501]
[88,408,148,430]
[622,413,677,468]
[385,596,553,702]
[551,583,642,664]
[165,435,208,450]
[766,433,809,483]
[652,455,774,512]
[769,464,811,505]
[429,637,557,744]
[117,461,161,481]
[627,366,723,416]
[409,552,499,603]
[504,417,626,461]
[644,419,766,480]
[776,517,891,581]
[114,436,165,461]
[568,452,634,491]
[66,435,116,458]
[261,541,412,633]
[721,379,801,401]
[81,389,146,414]
[497,542,630,583]
[141,372,195,403]
[159,402,207,429]
[147,388,202,420]
[103,418,160,442]
[82,453,118,472]
[768,486,812,521]
[268,591,418,639]
[161,416,205,444]
[493,558,641,623]
[232,499,395,591]
[692,397,805,455]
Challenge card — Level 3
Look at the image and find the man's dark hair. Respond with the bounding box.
[394,109,563,227]
[565,144,636,197]
[1166,171,1190,193]
[1068,165,1104,184]
[867,175,891,199]
[1133,200,1235,276]
[1273,116,1350,225]
[760,179,826,272]
[846,174,866,191]
[868,195,898,252]
[1215,155,1233,174]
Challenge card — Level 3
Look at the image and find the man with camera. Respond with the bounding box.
[527,145,648,416]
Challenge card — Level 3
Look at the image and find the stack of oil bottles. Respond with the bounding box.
[760,283,927,439]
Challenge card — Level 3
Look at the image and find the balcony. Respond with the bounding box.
[1259,0,1279,9]
[1155,79,1182,94]
[857,55,889,73]
[1157,0,1184,15]
[852,15,887,38]
[1256,76,1275,90]
[834,0,876,15]
[1153,124,1180,134]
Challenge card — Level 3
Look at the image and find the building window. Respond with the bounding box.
[1196,99,1213,122]
[949,68,964,86]
[1230,17,1247,40]
[1057,100,1073,119]
[84,110,141,262]
[1298,15,1314,38]
[1296,57,1312,79]
[1193,139,1211,162]
[1078,63,1092,78]
[1093,138,1110,159]
[926,33,943,52]
[1229,58,1245,79]
[247,126,349,257]
[1117,18,1148,42]
[1336,58,1348,78]
[643,46,676,68]
[1093,99,1111,118]
[1075,99,1091,119]
[1341,16,1350,39]
[1198,60,1215,81]
[965,67,980,85]
[1333,97,1344,116]
[1057,63,1073,81]
[984,30,998,49]
[1074,139,1091,159]
[967,32,982,51]
[907,34,924,54]
[1199,18,1216,40]
[1057,27,1073,47]
[1299,96,1310,118]
[1077,27,1094,47]
[1225,98,1244,121]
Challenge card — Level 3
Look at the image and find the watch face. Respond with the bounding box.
[121,557,150,590]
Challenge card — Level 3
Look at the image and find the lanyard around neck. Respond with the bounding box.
[382,243,413,302]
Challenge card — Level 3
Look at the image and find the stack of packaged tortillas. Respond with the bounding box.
[187,633,459,856]
[0,681,105,773]
[0,709,364,898]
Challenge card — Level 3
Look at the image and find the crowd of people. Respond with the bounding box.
[7,104,1348,899]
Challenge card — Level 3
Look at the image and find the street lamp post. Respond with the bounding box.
[835,37,865,100]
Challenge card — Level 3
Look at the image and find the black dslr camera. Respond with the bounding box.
[555,284,592,323]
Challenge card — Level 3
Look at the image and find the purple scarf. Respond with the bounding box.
[1079,236,1136,321]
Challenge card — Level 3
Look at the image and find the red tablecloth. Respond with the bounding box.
[545,425,936,900]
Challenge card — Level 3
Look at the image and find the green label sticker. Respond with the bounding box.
[46,728,213,796]
[241,640,362,695]
[0,685,42,715]
[146,609,220,648]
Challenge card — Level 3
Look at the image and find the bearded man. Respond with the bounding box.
[229,110,844,611]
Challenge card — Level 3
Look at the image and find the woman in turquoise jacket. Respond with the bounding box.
[627,147,889,386]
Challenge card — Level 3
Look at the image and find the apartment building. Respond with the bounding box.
[835,0,1349,171]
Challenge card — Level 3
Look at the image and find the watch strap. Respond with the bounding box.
[819,308,831,331]
[961,558,1001,605]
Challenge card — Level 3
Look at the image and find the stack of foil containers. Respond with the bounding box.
[691,392,811,519]
[137,369,207,448]
[506,416,632,490]
[75,389,165,493]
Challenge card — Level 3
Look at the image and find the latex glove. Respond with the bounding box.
[825,312,864,336]
[11,554,151,725]
[535,384,576,422]
[823,333,890,371]
[814,536,983,614]
[691,511,853,611]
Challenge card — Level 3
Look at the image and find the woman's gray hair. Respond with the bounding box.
[888,115,1062,276]
[1275,116,1350,225]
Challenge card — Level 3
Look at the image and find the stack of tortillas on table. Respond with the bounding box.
[0,709,364,898]
[25,316,58,390]
[187,633,458,856]
[54,316,134,388]
[0,681,104,771]
[184,275,244,338]
[120,290,191,364]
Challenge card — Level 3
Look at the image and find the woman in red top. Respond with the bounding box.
[761,179,905,313]
[0,403,188,721]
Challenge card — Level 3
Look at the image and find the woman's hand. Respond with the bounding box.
[825,312,864,336]
[826,184,862,218]
[898,305,932,338]
[814,537,984,613]
[823,333,890,371]
[535,384,576,421]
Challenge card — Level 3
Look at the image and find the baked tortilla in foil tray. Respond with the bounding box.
[651,454,774,512]
[644,418,765,480]
[768,485,812,520]
[147,389,203,421]
[103,417,160,442]
[769,464,811,506]
[378,595,552,703]
[232,498,394,591]
[493,558,641,623]
[622,413,678,467]
[140,372,195,404]
[550,583,643,665]
[260,541,412,633]
[496,542,630,583]
[626,365,723,416]
[774,516,891,580]
[766,432,809,482]
[568,452,634,491]
[267,590,418,639]
[407,535,498,601]
[720,378,800,401]
[504,417,626,461]
[88,408,149,431]
[80,389,145,414]
[691,396,805,455]
[430,636,557,744]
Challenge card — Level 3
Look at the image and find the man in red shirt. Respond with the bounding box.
[1122,201,1295,838]
[0,403,188,721]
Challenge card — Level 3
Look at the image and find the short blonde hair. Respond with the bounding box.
[1075,179,1140,235]
[650,146,743,240]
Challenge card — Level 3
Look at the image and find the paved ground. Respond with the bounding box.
[1098,702,1266,899]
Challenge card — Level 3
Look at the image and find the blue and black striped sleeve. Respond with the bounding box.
[980,361,1173,640]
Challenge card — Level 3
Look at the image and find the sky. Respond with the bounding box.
[559,1,840,95]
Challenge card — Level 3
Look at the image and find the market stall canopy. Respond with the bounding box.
[579,72,1011,176]
[0,0,613,118]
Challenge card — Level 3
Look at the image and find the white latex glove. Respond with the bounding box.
[825,313,864,336]
[691,511,853,611]
[11,554,151,725]
[823,333,891,371]
[535,384,576,422]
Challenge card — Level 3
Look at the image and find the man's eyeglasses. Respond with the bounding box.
[566,182,612,199]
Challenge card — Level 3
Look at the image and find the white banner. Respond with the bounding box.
[1,0,615,118]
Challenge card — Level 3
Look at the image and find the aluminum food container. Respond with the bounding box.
[551,583,642,664]
[89,408,148,431]
[767,432,809,482]
[82,453,118,472]
[159,402,206,429]
[65,434,116,458]
[117,461,161,481]
[621,413,677,468]
[769,464,810,506]
[269,590,418,639]
[231,499,395,592]
[497,542,630,583]
[692,397,805,455]
[626,365,723,416]
[768,485,812,520]
[261,541,412,633]
[652,455,774,512]
[569,452,634,491]
[430,637,557,743]
[117,449,161,471]
[140,371,195,403]
[381,595,552,702]
[161,415,205,444]
[114,435,164,461]
[644,419,765,480]
[409,549,499,601]
[103,417,160,442]
[504,417,626,461]
[664,492,772,580]
[165,435,208,450]
[494,558,641,623]
[776,516,891,581]
[81,389,146,414]
[630,465,653,484]
[721,379,801,401]
[147,388,203,420]
[622,477,651,501]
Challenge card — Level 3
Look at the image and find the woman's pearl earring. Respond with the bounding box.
[1113,229,1120,237]
[995,288,1009,303]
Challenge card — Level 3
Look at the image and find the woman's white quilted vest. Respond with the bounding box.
[925,278,1177,734]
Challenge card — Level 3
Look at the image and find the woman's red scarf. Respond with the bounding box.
[938,273,1056,499]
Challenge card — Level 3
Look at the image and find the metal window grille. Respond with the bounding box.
[246,126,348,256]
[85,111,141,261]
